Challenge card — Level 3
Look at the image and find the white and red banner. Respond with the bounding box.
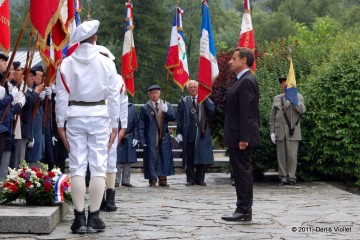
[0,0,10,53]
[121,1,137,97]
[238,0,256,71]
[165,5,189,91]
[197,0,219,104]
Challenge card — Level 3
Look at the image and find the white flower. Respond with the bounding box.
[36,182,41,188]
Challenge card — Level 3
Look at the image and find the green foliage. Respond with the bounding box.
[301,33,360,185]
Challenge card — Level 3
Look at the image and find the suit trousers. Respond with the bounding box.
[116,163,131,184]
[186,142,206,184]
[276,140,299,181]
[229,146,253,214]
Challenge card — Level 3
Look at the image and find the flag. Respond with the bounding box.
[121,1,137,97]
[62,0,81,57]
[238,0,256,71]
[0,0,10,53]
[54,174,70,203]
[30,0,62,46]
[165,5,189,91]
[197,0,219,104]
[285,58,298,106]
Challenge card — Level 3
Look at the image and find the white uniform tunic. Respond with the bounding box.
[107,75,128,173]
[55,43,120,177]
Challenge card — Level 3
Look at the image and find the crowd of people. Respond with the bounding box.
[0,19,306,233]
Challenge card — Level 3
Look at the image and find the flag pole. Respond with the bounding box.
[12,36,38,134]
[1,10,30,87]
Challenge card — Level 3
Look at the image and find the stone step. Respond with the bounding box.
[0,202,69,234]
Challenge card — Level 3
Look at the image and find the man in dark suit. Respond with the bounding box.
[222,47,260,222]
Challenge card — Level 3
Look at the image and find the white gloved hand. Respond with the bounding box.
[0,86,5,100]
[15,93,26,107]
[11,87,19,99]
[132,139,139,147]
[161,102,168,113]
[270,133,276,144]
[39,91,46,100]
[285,100,291,107]
[176,134,183,142]
[45,86,52,96]
[52,136,58,146]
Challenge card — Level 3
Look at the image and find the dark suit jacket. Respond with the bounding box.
[224,70,260,148]
[21,89,39,139]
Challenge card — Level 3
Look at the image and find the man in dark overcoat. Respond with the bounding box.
[138,85,176,187]
[176,80,215,186]
[116,102,139,187]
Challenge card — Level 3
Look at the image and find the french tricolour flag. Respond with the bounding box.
[54,174,69,203]
[165,6,189,91]
[197,0,219,104]
[122,1,137,97]
[62,0,81,58]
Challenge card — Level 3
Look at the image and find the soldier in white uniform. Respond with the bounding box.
[97,45,128,212]
[55,20,120,234]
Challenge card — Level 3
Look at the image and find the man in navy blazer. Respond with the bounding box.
[222,47,260,222]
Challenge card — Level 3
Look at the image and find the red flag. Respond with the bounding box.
[0,0,10,53]
[30,0,62,45]
[238,0,256,71]
[121,1,137,97]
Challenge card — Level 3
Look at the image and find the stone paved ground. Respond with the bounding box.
[1,172,359,240]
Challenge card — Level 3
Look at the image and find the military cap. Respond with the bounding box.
[13,61,21,70]
[0,53,9,61]
[278,76,287,84]
[147,85,161,91]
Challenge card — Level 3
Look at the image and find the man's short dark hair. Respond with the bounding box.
[234,47,254,67]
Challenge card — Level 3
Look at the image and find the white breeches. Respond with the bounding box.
[66,117,109,178]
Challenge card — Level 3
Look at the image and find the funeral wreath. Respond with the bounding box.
[0,160,71,206]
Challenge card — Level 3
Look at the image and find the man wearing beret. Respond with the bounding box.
[138,85,176,187]
[269,76,306,186]
[55,20,120,233]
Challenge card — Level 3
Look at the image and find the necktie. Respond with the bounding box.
[155,102,159,112]
[192,97,196,108]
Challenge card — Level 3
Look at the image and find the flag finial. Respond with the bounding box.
[87,4,92,20]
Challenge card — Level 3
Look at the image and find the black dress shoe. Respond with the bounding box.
[288,180,296,186]
[121,183,133,187]
[185,182,194,186]
[222,212,252,222]
[195,182,207,186]
[278,180,288,186]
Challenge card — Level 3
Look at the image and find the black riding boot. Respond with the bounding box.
[105,188,117,212]
[70,209,86,234]
[100,192,106,211]
[87,209,106,233]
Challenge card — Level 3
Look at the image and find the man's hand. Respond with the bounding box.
[52,136,58,146]
[132,139,139,147]
[58,128,70,152]
[161,102,168,113]
[39,91,46,100]
[0,86,5,100]
[176,134,183,142]
[108,128,118,152]
[239,141,248,150]
[270,133,276,144]
[117,128,126,144]
[34,83,44,94]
